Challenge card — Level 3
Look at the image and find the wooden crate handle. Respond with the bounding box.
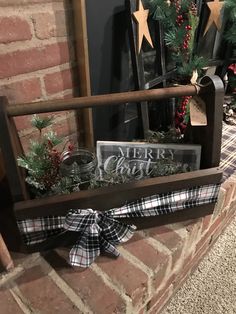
[7,84,199,117]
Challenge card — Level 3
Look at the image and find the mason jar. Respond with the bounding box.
[60,149,97,182]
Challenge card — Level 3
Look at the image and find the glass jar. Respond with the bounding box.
[60,149,97,182]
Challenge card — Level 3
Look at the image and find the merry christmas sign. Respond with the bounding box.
[97,141,201,179]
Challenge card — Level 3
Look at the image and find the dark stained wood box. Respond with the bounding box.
[0,75,224,252]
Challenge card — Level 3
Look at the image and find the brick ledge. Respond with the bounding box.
[1,178,236,314]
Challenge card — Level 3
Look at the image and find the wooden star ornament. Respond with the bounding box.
[133,0,154,53]
[203,0,224,36]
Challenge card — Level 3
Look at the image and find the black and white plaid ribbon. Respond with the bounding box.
[18,183,220,267]
[16,123,236,267]
[220,123,236,182]
[64,209,136,267]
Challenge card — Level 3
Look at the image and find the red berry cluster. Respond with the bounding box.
[183,25,192,50]
[175,96,192,133]
[181,96,192,112]
[68,143,74,152]
[176,14,184,26]
[41,141,75,189]
[172,0,181,13]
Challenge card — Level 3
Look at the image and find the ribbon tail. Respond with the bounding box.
[100,236,120,258]
[99,216,136,257]
[69,224,101,268]
[101,215,136,245]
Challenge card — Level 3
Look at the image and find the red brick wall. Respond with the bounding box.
[0,0,77,151]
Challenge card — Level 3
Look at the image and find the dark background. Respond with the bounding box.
[86,0,141,142]
[85,0,230,143]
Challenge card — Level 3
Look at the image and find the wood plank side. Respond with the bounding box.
[0,97,28,201]
[192,75,224,168]
[14,168,222,219]
[0,176,23,251]
[21,202,215,253]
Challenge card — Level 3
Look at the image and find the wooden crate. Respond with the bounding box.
[0,75,224,252]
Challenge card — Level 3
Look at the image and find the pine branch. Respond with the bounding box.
[18,115,64,194]
[44,131,63,147]
[148,0,202,81]
[225,27,236,44]
[173,53,206,77]
[29,140,46,157]
[31,115,53,131]
[165,28,181,47]
[224,0,236,45]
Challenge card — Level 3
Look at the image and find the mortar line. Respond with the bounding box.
[91,263,133,312]
[118,247,155,302]
[10,285,39,314]
[39,258,92,314]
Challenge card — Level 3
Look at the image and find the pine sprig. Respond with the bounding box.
[176,55,207,77]
[148,0,176,27]
[44,131,63,147]
[31,114,53,132]
[17,115,65,194]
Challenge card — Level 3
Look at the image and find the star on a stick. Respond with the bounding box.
[133,0,154,53]
[203,0,224,36]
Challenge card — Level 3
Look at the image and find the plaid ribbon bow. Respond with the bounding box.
[64,209,136,267]
[18,184,220,267]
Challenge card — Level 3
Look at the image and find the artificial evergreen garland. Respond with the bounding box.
[147,0,206,132]
[148,0,206,80]
[224,0,236,45]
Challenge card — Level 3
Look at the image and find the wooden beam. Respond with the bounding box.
[0,97,28,202]
[72,0,94,148]
[7,84,199,117]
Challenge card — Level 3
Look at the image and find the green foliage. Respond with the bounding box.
[225,29,236,44]
[151,158,189,177]
[89,171,132,190]
[224,0,236,45]
[31,114,53,132]
[146,128,182,143]
[229,75,236,89]
[148,0,204,80]
[149,0,176,27]
[17,115,64,195]
[176,55,207,77]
